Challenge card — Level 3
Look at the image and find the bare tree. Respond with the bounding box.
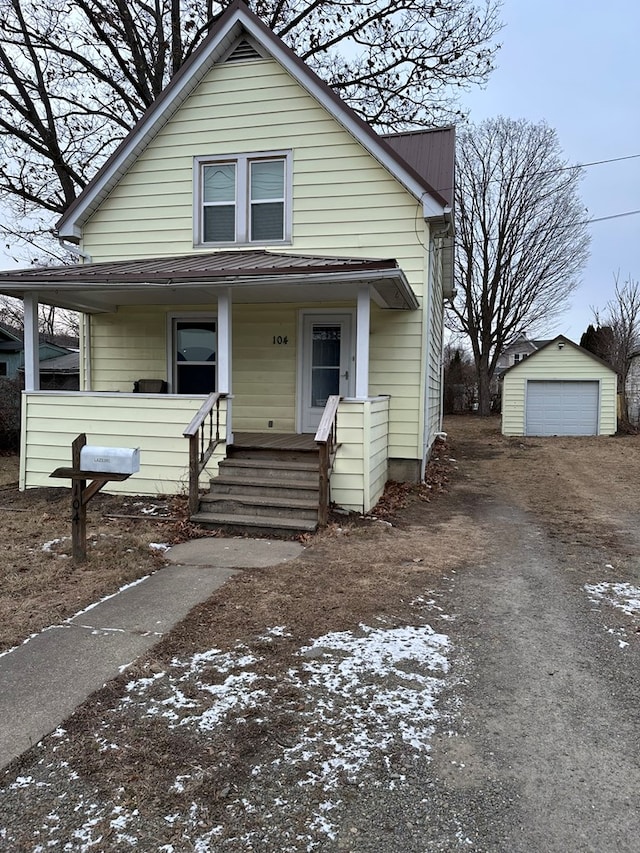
[0,0,502,255]
[0,294,79,337]
[591,274,640,417]
[443,342,477,414]
[448,116,590,415]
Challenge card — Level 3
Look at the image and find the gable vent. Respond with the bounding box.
[225,39,262,62]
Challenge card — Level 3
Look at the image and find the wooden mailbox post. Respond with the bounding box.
[50,434,134,562]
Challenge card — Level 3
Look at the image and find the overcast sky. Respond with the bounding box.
[460,0,640,342]
[1,0,638,347]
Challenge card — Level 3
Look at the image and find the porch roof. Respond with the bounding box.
[0,250,418,314]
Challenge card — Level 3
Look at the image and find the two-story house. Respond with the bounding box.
[0,1,454,533]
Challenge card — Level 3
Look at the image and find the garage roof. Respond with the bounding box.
[501,335,617,377]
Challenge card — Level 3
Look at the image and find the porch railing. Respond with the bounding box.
[183,392,226,514]
[315,394,341,527]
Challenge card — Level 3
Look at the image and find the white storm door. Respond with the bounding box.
[300,314,353,433]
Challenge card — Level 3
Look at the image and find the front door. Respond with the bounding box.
[300,313,353,433]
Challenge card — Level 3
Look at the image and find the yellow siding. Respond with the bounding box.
[21,392,226,495]
[331,397,390,512]
[79,55,434,463]
[89,299,424,459]
[501,345,617,436]
[332,402,365,511]
[426,237,445,448]
[82,60,425,289]
[367,397,390,511]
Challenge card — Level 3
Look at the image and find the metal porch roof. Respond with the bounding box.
[0,251,418,314]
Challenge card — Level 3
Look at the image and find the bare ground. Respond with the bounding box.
[1,418,640,851]
[0,476,190,653]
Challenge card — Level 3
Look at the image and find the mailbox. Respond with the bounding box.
[80,445,140,475]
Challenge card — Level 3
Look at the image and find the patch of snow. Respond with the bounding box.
[42,537,66,553]
[1,620,453,852]
[149,542,170,552]
[585,582,640,620]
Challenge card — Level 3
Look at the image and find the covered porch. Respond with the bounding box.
[1,250,415,522]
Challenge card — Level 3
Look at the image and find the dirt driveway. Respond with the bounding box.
[1,417,639,851]
[430,418,640,851]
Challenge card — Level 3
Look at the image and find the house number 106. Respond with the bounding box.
[272,335,289,345]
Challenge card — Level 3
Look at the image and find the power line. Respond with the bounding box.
[550,153,640,173]
[585,209,640,225]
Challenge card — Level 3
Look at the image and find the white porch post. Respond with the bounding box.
[218,287,233,444]
[355,284,370,400]
[23,292,40,391]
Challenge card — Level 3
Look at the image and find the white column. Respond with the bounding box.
[23,292,40,391]
[217,288,233,443]
[355,284,370,400]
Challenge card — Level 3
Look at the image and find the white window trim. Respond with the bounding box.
[166,312,217,394]
[193,150,292,248]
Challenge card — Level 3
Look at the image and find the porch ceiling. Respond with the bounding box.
[0,250,419,313]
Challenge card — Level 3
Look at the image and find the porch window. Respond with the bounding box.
[173,318,216,394]
[0,362,6,376]
[195,151,291,246]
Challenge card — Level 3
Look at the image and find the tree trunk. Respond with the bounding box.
[477,361,492,416]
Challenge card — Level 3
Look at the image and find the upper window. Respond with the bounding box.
[195,151,291,246]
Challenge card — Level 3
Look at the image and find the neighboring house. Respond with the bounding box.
[0,323,71,380]
[17,351,80,391]
[625,351,640,425]
[0,1,454,532]
[501,335,617,437]
[493,334,551,389]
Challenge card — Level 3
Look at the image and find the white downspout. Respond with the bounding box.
[424,221,452,470]
[58,238,92,263]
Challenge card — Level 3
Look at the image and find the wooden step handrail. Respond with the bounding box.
[183,392,225,514]
[315,395,341,527]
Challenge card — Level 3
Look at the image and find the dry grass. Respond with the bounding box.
[0,453,19,487]
[0,457,187,652]
[3,416,636,659]
[5,419,640,848]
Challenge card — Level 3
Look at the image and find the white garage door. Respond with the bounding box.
[525,380,599,436]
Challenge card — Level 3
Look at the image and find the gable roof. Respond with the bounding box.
[18,350,79,375]
[56,0,451,241]
[0,322,22,344]
[501,335,617,376]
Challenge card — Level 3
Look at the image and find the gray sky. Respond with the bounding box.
[460,0,640,342]
[1,0,638,348]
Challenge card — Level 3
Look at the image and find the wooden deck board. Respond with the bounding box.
[231,432,317,451]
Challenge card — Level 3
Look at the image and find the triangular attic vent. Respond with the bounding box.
[225,39,262,62]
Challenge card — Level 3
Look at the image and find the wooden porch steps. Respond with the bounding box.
[192,438,321,537]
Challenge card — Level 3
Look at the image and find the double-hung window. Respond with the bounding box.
[196,151,291,246]
[171,316,217,394]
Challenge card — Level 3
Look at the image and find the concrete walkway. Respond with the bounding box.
[0,537,303,771]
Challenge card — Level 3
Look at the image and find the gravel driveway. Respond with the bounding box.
[1,418,639,851]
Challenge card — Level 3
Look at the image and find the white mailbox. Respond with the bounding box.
[80,445,140,475]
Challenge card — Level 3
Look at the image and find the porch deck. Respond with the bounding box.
[231,432,318,451]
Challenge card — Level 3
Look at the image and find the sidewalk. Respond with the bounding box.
[0,537,303,770]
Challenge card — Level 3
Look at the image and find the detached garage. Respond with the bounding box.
[501,335,617,437]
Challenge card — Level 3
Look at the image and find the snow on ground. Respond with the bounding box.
[0,603,454,851]
[585,581,640,648]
